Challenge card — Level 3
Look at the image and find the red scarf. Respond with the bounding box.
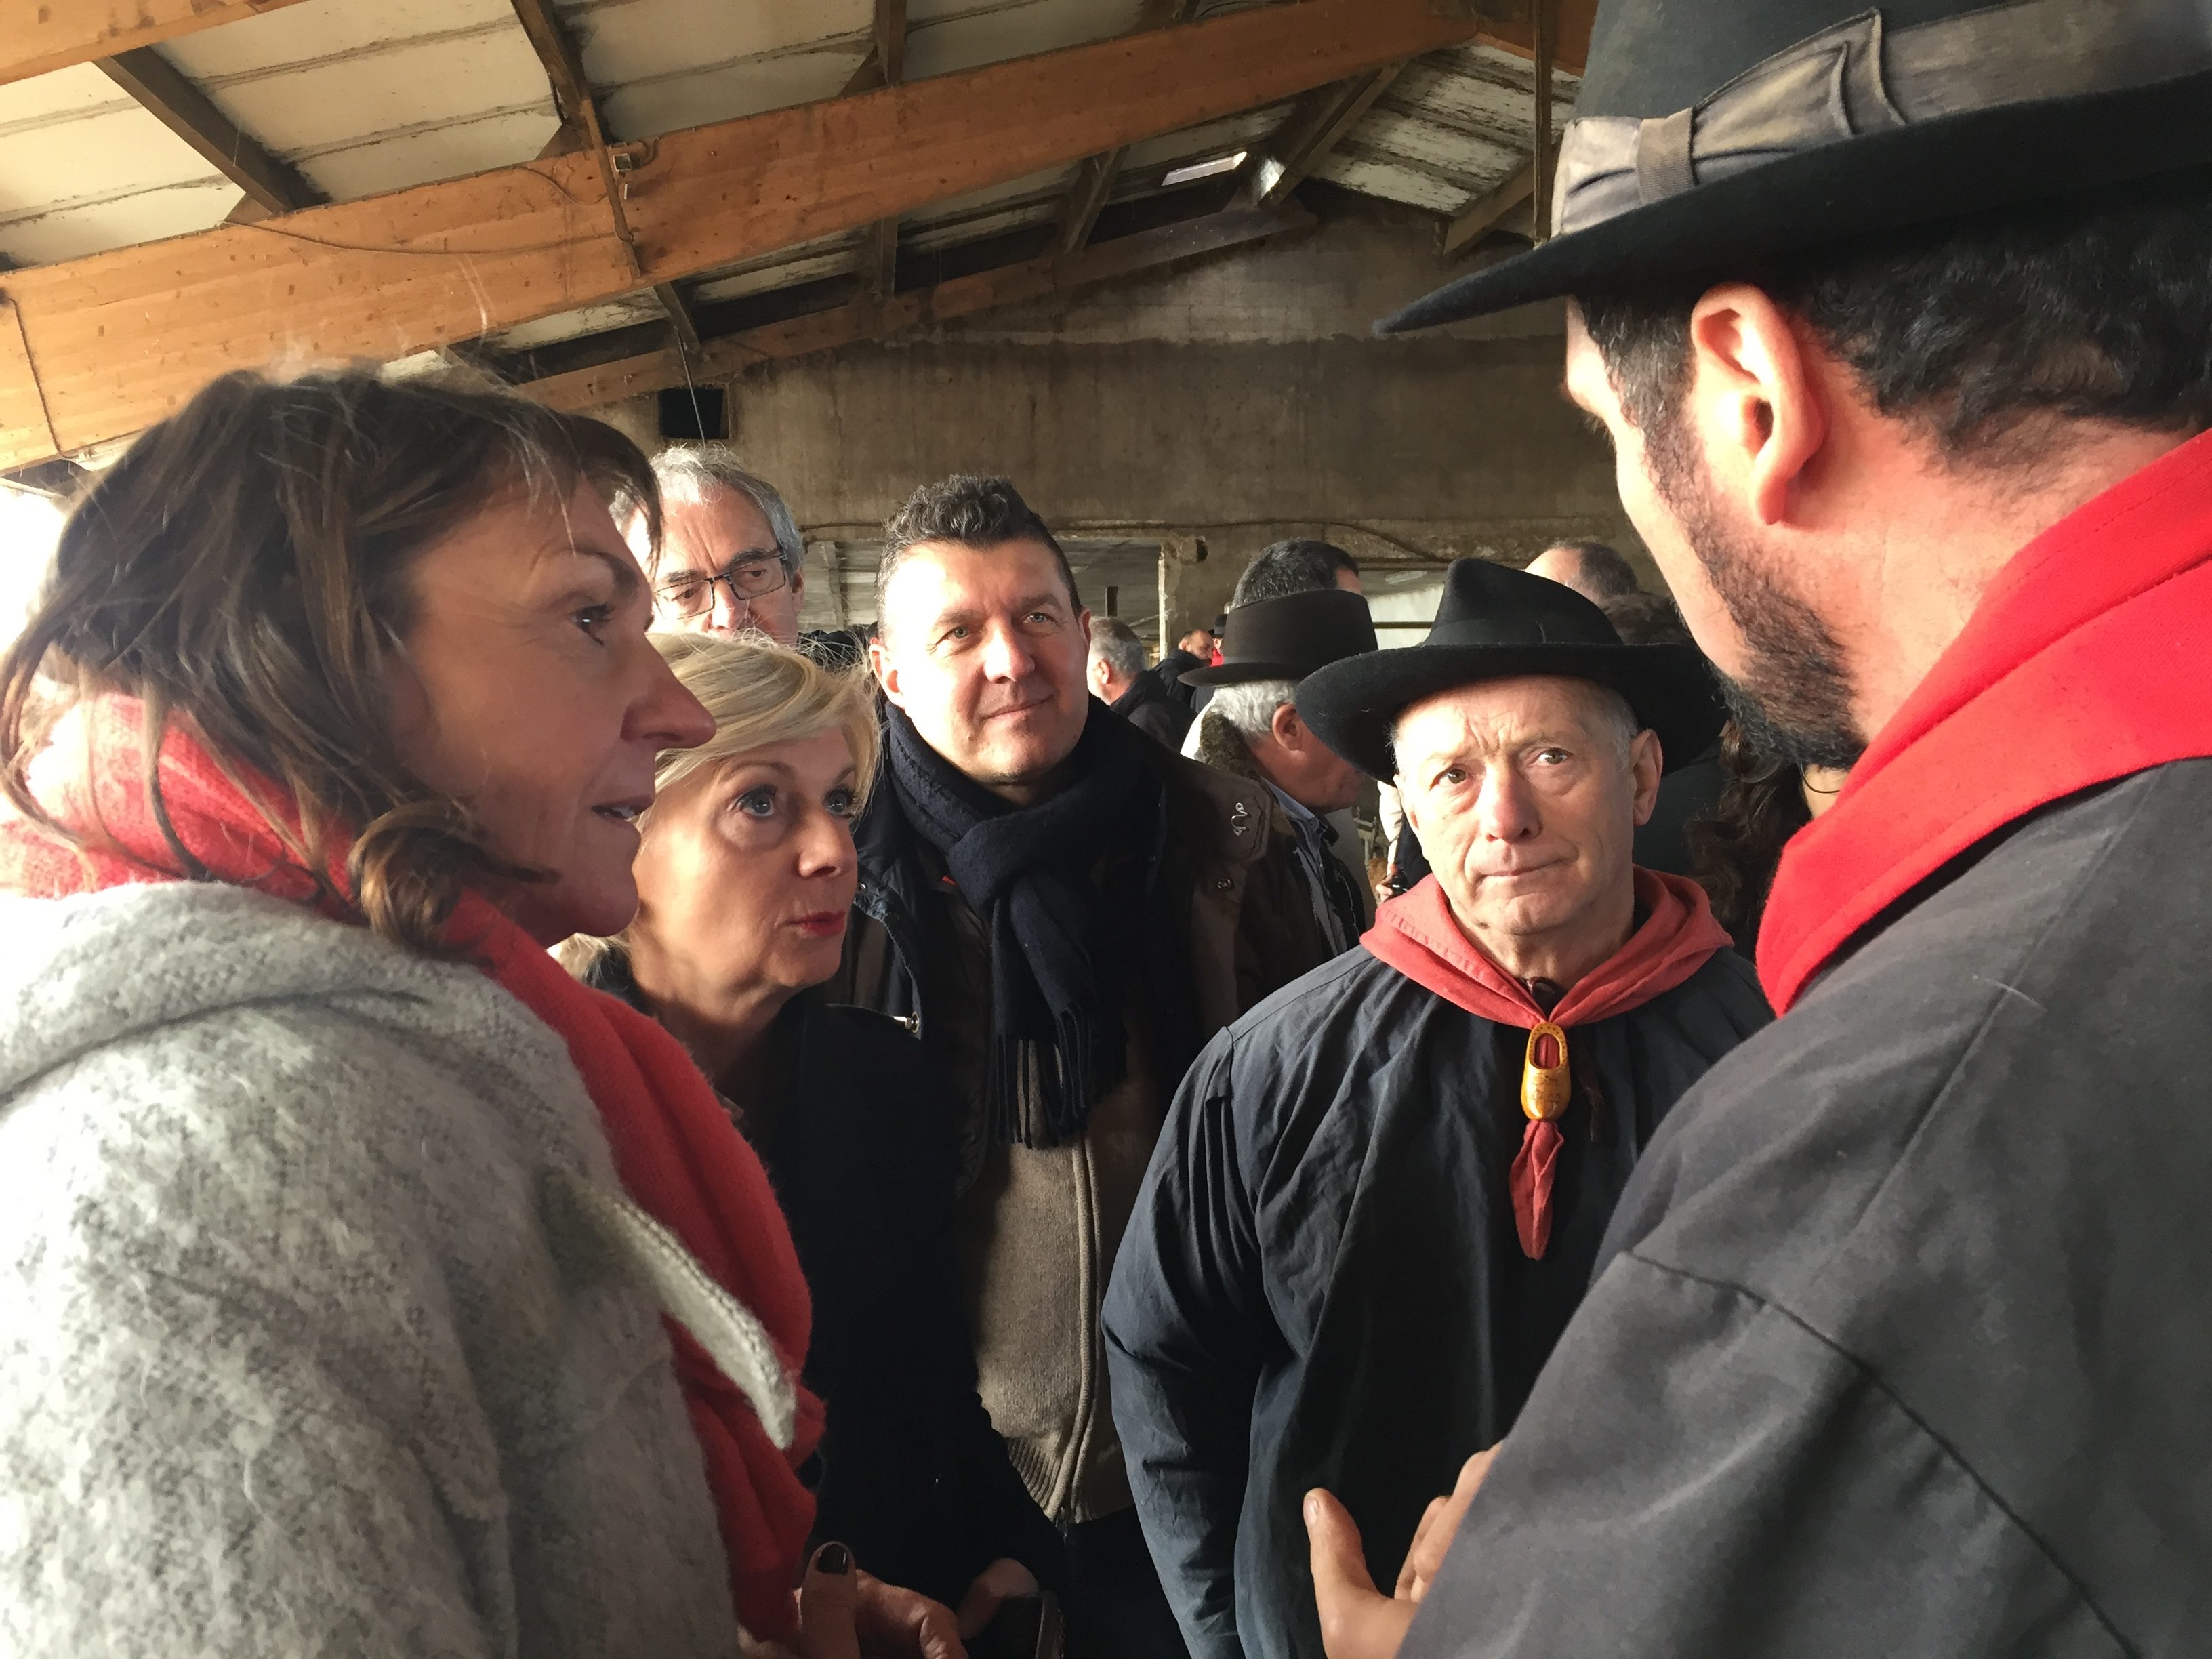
[1759,428,2212,1015]
[1363,869,1731,1256]
[0,699,823,1641]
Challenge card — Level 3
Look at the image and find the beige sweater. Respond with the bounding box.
[0,882,785,1657]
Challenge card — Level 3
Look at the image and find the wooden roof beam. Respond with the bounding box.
[1443,159,1536,256]
[1054,150,1123,255]
[1,0,310,89]
[523,203,1316,412]
[507,0,642,275]
[1247,60,1409,209]
[95,47,319,216]
[1053,0,1196,255]
[0,0,1488,466]
[865,0,907,298]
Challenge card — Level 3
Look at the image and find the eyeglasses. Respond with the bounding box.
[655,554,790,619]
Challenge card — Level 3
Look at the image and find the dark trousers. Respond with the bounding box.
[1061,1508,1191,1659]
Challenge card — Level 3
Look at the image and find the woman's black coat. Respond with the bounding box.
[592,963,1063,1605]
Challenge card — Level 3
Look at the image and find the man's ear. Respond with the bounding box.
[787,564,806,602]
[868,634,904,708]
[1271,701,1307,751]
[1628,729,1664,827]
[1397,770,1429,845]
[1685,283,1828,529]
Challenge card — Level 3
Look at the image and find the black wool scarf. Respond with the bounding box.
[885,699,1159,1148]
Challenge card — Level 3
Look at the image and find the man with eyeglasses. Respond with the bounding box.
[632,447,862,668]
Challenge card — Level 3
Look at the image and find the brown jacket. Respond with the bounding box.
[828,741,1331,1523]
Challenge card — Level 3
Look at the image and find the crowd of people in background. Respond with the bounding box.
[4,2,2210,1656]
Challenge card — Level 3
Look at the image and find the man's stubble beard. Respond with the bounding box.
[1645,419,1867,771]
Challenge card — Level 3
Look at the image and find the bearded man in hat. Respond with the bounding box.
[1103,560,1771,1659]
[1183,588,1382,953]
[1303,2,2212,1656]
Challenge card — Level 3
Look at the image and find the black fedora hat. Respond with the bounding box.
[1297,559,1723,781]
[1378,0,2212,333]
[1182,588,1378,687]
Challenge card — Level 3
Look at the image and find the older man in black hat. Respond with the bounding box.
[1184,588,1380,953]
[1305,3,2212,1658]
[1103,560,1770,1659]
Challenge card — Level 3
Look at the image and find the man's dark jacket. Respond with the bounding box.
[1112,672,1195,750]
[1145,649,1206,714]
[826,733,1334,1528]
[1104,939,1770,1659]
[1402,763,2212,1657]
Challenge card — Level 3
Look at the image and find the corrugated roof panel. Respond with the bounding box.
[690,245,860,303]
[163,7,561,200]
[1309,152,1465,216]
[906,0,1146,81]
[165,0,522,72]
[566,0,867,138]
[1435,40,1581,96]
[0,66,239,265]
[0,180,242,268]
[1348,107,1523,196]
[1383,59,1577,153]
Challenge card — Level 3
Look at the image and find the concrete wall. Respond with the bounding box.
[595,205,1648,640]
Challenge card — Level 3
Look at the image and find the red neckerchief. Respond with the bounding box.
[1760,428,2212,1014]
[1363,869,1731,1256]
[0,698,824,1641]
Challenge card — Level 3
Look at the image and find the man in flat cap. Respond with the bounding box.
[1105,560,1770,1659]
[1307,1,2212,1656]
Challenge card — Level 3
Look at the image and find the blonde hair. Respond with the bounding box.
[556,632,879,974]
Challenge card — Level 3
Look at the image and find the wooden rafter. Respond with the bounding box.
[523,203,1315,411]
[1249,60,1408,209]
[1443,159,1534,256]
[1054,151,1123,255]
[96,46,320,217]
[1,0,310,89]
[653,283,702,352]
[1053,0,1198,256]
[865,0,908,298]
[1530,0,1557,243]
[0,0,1489,468]
[507,0,642,276]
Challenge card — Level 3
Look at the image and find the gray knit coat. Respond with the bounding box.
[0,880,787,1658]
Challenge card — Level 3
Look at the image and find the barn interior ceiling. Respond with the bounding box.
[0,0,1589,480]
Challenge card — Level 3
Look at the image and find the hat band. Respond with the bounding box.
[1553,0,2212,238]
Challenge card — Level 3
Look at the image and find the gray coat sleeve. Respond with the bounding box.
[1103,1033,1273,1659]
[1,1015,503,1658]
[1399,1252,2129,1659]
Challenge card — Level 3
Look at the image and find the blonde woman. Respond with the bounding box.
[563,634,1063,1654]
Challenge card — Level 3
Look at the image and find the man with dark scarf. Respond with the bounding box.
[830,475,1330,1659]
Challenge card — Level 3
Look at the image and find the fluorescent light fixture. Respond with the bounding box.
[1162,150,1247,187]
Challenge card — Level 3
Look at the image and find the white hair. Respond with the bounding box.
[1390,678,1642,775]
[1207,678,1300,739]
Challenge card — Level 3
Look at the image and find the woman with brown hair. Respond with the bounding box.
[0,370,941,1657]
